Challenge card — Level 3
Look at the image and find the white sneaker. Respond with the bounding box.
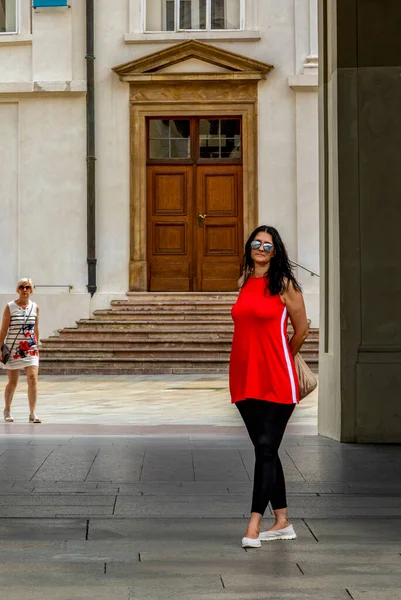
[242,536,261,548]
[259,524,297,541]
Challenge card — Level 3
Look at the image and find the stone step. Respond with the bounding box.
[38,365,231,375]
[110,300,237,311]
[46,329,319,348]
[58,329,234,340]
[125,292,238,301]
[39,291,320,375]
[72,320,234,331]
[38,356,318,375]
[40,346,319,360]
[61,323,319,338]
[43,336,319,349]
[92,310,234,321]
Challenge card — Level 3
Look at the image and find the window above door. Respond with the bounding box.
[145,0,242,32]
[147,117,242,163]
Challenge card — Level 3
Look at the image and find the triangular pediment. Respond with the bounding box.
[113,40,273,80]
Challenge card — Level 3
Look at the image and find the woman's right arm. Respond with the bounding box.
[0,306,11,354]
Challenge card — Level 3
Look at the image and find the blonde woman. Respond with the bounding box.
[0,278,41,423]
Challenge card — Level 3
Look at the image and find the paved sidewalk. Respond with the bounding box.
[0,375,318,435]
[0,376,400,599]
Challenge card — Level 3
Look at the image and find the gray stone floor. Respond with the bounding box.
[0,376,400,599]
[0,434,400,599]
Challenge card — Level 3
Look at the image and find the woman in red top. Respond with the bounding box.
[230,225,309,548]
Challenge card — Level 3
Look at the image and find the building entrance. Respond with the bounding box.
[146,117,243,291]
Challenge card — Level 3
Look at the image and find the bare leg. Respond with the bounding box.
[244,512,263,539]
[269,507,290,531]
[25,366,38,416]
[268,456,291,530]
[4,370,20,413]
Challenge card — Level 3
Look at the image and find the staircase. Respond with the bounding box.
[39,293,319,375]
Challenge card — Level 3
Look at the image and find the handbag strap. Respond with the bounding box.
[8,303,34,356]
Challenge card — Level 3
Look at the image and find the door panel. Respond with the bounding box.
[147,166,193,291]
[196,165,243,291]
[146,118,243,292]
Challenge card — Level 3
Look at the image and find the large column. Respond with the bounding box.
[318,0,401,442]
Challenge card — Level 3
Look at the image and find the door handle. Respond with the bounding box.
[198,213,207,227]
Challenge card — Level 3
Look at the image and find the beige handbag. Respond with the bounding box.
[294,353,317,400]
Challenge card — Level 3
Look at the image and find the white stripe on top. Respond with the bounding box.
[280,307,297,404]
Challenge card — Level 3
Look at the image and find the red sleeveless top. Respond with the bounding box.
[229,277,299,405]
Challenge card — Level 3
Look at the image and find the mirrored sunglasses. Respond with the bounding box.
[250,240,274,253]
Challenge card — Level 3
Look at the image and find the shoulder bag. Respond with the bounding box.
[294,353,318,400]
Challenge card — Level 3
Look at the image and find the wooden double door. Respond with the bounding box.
[146,117,243,292]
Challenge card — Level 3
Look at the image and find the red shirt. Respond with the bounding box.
[229,277,299,405]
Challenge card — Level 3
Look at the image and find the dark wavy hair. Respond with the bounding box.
[239,225,301,296]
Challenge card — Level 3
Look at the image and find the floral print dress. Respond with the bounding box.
[3,301,39,370]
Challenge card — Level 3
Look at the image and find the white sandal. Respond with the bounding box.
[3,411,14,423]
[29,414,41,423]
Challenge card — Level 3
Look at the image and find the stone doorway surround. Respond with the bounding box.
[113,41,273,291]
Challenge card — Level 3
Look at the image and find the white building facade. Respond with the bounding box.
[0,0,319,338]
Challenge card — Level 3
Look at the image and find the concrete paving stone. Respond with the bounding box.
[53,506,114,516]
[108,557,302,578]
[6,482,35,492]
[303,518,401,544]
[0,494,116,506]
[350,590,401,600]
[0,447,52,456]
[0,481,14,489]
[31,450,98,481]
[86,450,145,483]
[284,449,357,482]
[63,540,245,562]
[295,437,337,445]
[26,439,73,446]
[192,450,250,482]
[118,482,234,495]
[222,574,401,591]
[287,494,401,508]
[0,540,64,553]
[114,495,246,518]
[87,518,314,543]
[298,560,401,577]
[0,505,113,517]
[88,518,249,541]
[32,482,100,493]
[96,483,121,491]
[242,543,401,561]
[0,487,35,493]
[0,561,103,577]
[348,483,401,494]
[226,482,348,495]
[286,507,401,518]
[66,536,316,558]
[0,508,61,517]
[0,458,53,481]
[182,591,350,600]
[140,450,194,482]
[188,439,254,449]
[0,585,131,600]
[107,570,225,595]
[0,518,87,540]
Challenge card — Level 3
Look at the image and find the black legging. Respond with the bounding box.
[237,399,295,516]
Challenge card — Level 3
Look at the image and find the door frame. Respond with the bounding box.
[129,102,258,291]
[112,41,273,291]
